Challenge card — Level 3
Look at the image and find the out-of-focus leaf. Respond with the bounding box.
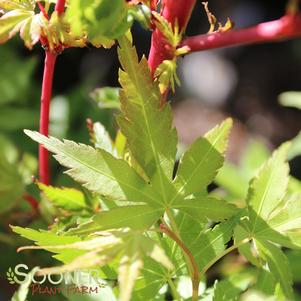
[253,269,276,296]
[0,6,41,49]
[0,107,38,130]
[66,0,131,48]
[50,96,70,138]
[0,135,24,213]
[288,130,301,160]
[279,91,301,110]
[0,46,37,104]
[0,0,35,11]
[287,250,301,282]
[90,87,120,110]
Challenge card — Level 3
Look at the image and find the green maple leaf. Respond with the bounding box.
[233,143,299,299]
[117,34,177,203]
[67,205,164,235]
[172,118,232,202]
[247,143,290,232]
[0,1,42,49]
[256,239,294,300]
[38,182,92,213]
[172,196,238,223]
[24,130,160,206]
[66,0,131,48]
[175,218,237,273]
[0,0,35,11]
[17,229,173,301]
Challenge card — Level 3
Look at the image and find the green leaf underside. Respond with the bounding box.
[256,239,294,300]
[17,229,173,301]
[38,182,90,212]
[24,130,161,206]
[247,143,290,233]
[117,35,177,203]
[177,218,236,272]
[11,226,81,247]
[173,197,238,222]
[67,205,163,235]
[172,118,232,202]
[0,0,35,11]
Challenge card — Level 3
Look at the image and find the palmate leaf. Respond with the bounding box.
[251,193,301,249]
[256,239,294,300]
[0,136,24,213]
[24,130,161,206]
[172,119,232,202]
[67,205,164,235]
[265,193,301,234]
[0,1,42,49]
[246,143,290,233]
[11,226,81,247]
[131,258,167,301]
[173,196,238,223]
[18,229,173,301]
[37,182,92,213]
[0,0,35,11]
[176,218,237,273]
[232,143,298,299]
[117,35,177,202]
[66,0,131,48]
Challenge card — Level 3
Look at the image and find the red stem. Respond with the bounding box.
[181,14,301,52]
[23,193,39,211]
[148,0,196,74]
[38,0,65,184]
[39,51,57,185]
[37,1,49,20]
[55,0,66,15]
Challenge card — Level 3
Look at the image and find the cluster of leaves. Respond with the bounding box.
[10,33,301,301]
[0,0,151,50]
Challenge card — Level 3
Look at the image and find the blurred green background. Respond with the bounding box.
[1,1,301,300]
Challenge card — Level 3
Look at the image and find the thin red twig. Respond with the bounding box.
[23,193,39,211]
[38,0,66,184]
[39,51,57,185]
[181,14,301,52]
[37,1,49,20]
[55,0,66,15]
[148,0,197,74]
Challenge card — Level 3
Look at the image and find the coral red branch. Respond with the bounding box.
[148,0,196,74]
[23,193,39,211]
[37,2,49,20]
[55,0,66,15]
[39,51,57,185]
[38,0,66,184]
[181,14,301,52]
